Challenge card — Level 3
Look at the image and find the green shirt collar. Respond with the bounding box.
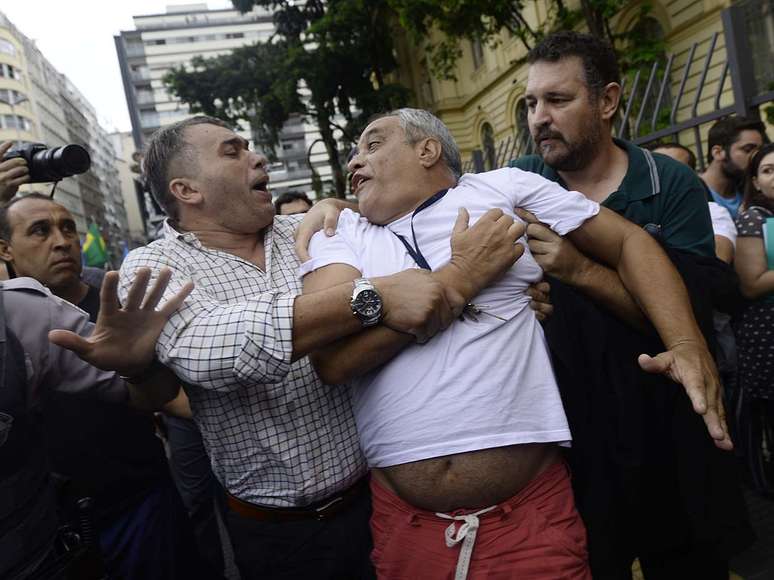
[527,139,660,210]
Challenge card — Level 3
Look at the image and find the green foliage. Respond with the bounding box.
[387,0,664,81]
[163,41,300,154]
[765,82,774,126]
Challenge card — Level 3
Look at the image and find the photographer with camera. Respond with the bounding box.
[0,141,31,203]
[0,146,207,578]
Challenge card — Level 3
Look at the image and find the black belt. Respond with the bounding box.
[226,477,368,522]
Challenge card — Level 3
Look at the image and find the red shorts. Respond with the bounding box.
[369,460,590,579]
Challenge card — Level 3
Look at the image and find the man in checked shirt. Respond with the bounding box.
[119,116,522,579]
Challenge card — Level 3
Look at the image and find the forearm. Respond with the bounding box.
[617,230,705,348]
[312,326,412,384]
[569,257,650,332]
[126,363,181,411]
[291,281,364,360]
[739,270,774,299]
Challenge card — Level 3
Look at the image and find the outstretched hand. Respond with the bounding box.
[49,267,193,377]
[638,341,732,450]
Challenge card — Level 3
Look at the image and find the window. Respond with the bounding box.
[480,123,496,170]
[226,33,245,39]
[0,89,25,105]
[151,39,167,45]
[0,115,31,131]
[0,38,16,56]
[470,38,484,70]
[513,99,532,156]
[0,63,20,80]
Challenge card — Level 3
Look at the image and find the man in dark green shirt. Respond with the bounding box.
[509,31,752,580]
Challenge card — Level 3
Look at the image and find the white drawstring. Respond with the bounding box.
[435,505,498,580]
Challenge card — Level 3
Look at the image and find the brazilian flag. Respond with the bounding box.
[83,222,109,267]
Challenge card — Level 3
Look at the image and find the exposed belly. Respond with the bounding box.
[373,443,560,512]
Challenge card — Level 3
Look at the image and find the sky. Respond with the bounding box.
[2,1,231,133]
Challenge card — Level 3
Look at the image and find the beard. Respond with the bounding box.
[532,116,603,172]
[720,156,745,191]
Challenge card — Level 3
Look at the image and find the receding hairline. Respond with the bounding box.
[4,196,72,237]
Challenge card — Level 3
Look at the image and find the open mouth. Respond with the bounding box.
[351,174,370,193]
[251,179,269,194]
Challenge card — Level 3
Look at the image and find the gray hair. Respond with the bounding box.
[142,115,232,219]
[387,108,462,180]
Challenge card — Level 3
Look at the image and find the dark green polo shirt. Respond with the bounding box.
[509,139,714,257]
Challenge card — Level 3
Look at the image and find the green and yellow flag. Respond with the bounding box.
[82,222,108,267]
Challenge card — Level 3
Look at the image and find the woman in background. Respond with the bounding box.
[734,142,774,493]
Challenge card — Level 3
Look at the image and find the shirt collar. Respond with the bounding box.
[162,219,203,249]
[612,138,660,202]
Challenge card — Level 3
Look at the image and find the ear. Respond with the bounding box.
[752,176,760,192]
[169,178,204,208]
[711,145,726,162]
[0,239,13,263]
[599,82,621,122]
[416,137,444,169]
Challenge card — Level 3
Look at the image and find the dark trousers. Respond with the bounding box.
[225,487,375,580]
[163,415,229,577]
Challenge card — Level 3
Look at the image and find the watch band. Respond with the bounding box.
[351,278,382,327]
[120,358,166,385]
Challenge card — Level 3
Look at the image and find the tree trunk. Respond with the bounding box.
[579,0,606,40]
[315,105,347,198]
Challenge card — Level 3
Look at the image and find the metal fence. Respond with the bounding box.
[463,1,774,173]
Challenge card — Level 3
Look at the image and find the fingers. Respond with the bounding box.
[527,238,557,256]
[323,209,339,237]
[99,271,121,316]
[637,352,670,375]
[525,222,558,242]
[515,207,540,224]
[159,281,194,317]
[295,235,312,263]
[48,329,90,356]
[0,161,29,178]
[512,242,525,262]
[453,208,470,235]
[124,267,151,311]
[141,267,172,310]
[508,220,526,241]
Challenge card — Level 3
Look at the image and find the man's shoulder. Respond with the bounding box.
[2,276,50,296]
[273,213,304,233]
[123,238,185,270]
[1,277,88,323]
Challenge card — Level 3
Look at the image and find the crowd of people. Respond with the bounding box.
[0,30,771,580]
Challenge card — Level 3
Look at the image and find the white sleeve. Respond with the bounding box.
[299,209,364,277]
[708,202,737,247]
[508,167,600,235]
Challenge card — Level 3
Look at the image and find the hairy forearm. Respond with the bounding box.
[617,230,705,348]
[312,326,412,385]
[570,258,650,332]
[291,281,364,361]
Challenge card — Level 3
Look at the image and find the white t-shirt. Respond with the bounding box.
[708,201,737,247]
[301,168,600,468]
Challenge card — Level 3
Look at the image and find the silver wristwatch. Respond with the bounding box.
[350,278,383,327]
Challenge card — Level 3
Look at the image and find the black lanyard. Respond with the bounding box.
[391,189,449,271]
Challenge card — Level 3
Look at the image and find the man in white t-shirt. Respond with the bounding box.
[301,109,725,580]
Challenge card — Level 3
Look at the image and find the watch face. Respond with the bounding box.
[354,289,382,317]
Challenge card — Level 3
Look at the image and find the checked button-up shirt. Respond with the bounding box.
[118,217,367,507]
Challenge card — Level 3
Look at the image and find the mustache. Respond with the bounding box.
[534,128,565,143]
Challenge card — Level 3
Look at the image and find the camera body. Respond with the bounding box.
[3,143,91,183]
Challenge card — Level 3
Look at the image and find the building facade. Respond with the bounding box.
[115,2,341,226]
[393,0,774,168]
[0,10,130,266]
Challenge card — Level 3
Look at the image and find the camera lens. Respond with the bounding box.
[30,144,91,181]
[52,145,91,176]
